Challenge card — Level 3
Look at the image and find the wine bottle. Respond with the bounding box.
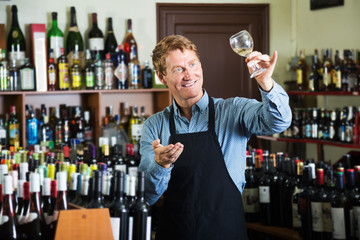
[126,143,139,177]
[128,106,141,145]
[70,47,82,90]
[270,152,286,226]
[0,175,19,240]
[299,165,314,240]
[102,174,112,207]
[311,168,326,239]
[23,173,43,239]
[68,172,79,203]
[104,17,118,56]
[41,177,51,239]
[133,171,151,240]
[128,46,140,89]
[66,7,84,68]
[8,59,20,91]
[47,12,64,63]
[292,161,303,229]
[332,50,342,91]
[8,106,20,148]
[7,5,26,68]
[58,48,70,90]
[104,53,114,90]
[331,171,351,240]
[114,44,128,89]
[94,53,104,89]
[87,170,105,208]
[88,13,104,60]
[296,49,308,91]
[84,49,95,89]
[242,154,259,222]
[127,175,137,240]
[80,175,90,207]
[112,144,127,173]
[109,171,129,240]
[123,19,138,63]
[258,150,272,225]
[72,174,83,206]
[47,49,57,91]
[322,48,333,92]
[142,60,153,89]
[20,58,36,91]
[26,109,38,147]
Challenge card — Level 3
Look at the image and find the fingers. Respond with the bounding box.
[153,141,184,168]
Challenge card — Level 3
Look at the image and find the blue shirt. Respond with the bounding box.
[139,81,292,205]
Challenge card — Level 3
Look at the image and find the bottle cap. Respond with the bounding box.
[80,163,88,176]
[51,180,57,198]
[20,162,28,180]
[70,172,79,191]
[43,177,51,196]
[30,172,40,193]
[23,181,30,200]
[48,163,55,180]
[81,175,90,196]
[17,179,25,198]
[3,175,13,195]
[57,171,67,191]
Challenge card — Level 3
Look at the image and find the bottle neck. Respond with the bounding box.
[70,10,78,27]
[107,18,113,32]
[92,13,98,29]
[11,8,19,27]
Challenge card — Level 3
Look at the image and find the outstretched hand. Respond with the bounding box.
[152,139,184,169]
[245,50,278,92]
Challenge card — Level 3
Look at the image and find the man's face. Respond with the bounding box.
[158,49,203,107]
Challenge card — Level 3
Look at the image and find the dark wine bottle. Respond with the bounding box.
[109,171,129,240]
[22,173,43,239]
[292,161,303,229]
[0,175,19,240]
[270,152,285,226]
[258,150,272,225]
[299,165,314,240]
[41,177,52,240]
[242,153,259,222]
[104,17,118,55]
[142,60,153,89]
[352,170,360,240]
[133,171,151,240]
[88,13,104,60]
[47,12,64,62]
[87,170,105,208]
[331,171,351,240]
[7,5,26,68]
[311,168,326,239]
[123,19,137,63]
[66,6,84,66]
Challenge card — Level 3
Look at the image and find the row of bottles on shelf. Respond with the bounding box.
[243,149,358,240]
[1,5,160,92]
[0,102,146,153]
[281,105,360,145]
[295,48,360,92]
[0,146,150,239]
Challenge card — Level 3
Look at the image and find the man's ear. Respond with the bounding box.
[156,70,167,85]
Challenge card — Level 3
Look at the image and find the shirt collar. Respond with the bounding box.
[172,89,209,117]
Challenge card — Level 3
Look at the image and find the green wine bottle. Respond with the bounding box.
[7,5,26,68]
[47,12,64,63]
[66,7,84,67]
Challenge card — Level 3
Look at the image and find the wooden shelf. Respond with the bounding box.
[287,90,359,96]
[246,222,301,240]
[0,88,171,148]
[257,135,360,149]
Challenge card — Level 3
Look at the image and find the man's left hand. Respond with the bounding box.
[245,50,278,92]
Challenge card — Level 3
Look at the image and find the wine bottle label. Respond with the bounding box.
[242,188,259,213]
[322,202,332,233]
[146,216,152,240]
[323,69,331,87]
[8,51,25,67]
[130,123,142,141]
[95,67,104,88]
[331,207,346,239]
[86,72,95,87]
[110,217,120,240]
[71,72,82,88]
[89,38,104,51]
[58,63,69,89]
[0,128,6,139]
[311,201,323,232]
[354,206,360,238]
[348,73,357,91]
[20,68,35,90]
[1,215,9,225]
[50,36,64,60]
[296,69,303,84]
[104,67,114,88]
[259,186,270,203]
[114,63,128,83]
[114,164,127,173]
[292,202,301,228]
[129,63,140,87]
[9,123,20,145]
[48,69,56,84]
[128,216,134,240]
[128,166,138,177]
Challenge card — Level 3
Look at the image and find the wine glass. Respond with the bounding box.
[229,30,266,78]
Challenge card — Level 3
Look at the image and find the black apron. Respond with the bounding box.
[156,96,247,240]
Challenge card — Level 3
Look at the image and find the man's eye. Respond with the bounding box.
[174,67,183,73]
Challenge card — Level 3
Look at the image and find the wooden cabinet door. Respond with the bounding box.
[157,3,269,100]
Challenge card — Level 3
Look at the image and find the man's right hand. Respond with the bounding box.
[152,139,184,169]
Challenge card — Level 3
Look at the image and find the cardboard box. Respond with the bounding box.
[30,24,47,92]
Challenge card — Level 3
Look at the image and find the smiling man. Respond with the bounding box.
[138,35,292,240]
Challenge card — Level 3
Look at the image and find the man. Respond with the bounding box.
[139,35,292,239]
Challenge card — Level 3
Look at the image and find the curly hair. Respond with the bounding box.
[152,35,200,76]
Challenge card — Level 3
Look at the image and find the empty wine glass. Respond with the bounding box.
[229,30,266,78]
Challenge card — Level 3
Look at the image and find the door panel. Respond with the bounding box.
[157,3,269,100]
